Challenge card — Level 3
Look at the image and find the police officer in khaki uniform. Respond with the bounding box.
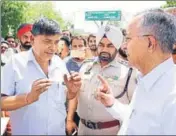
[66,25,137,135]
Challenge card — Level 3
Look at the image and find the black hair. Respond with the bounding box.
[31,17,61,36]
[87,34,96,42]
[71,36,87,47]
[62,30,72,38]
[5,35,14,40]
[1,40,9,45]
[60,36,70,48]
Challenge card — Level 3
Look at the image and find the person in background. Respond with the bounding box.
[96,8,176,135]
[4,35,18,53]
[1,41,9,54]
[5,35,16,49]
[1,41,9,66]
[56,36,70,60]
[65,36,87,72]
[16,23,33,52]
[65,36,87,135]
[87,34,98,58]
[62,30,72,41]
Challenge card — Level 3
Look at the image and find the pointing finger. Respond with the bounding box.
[97,75,108,88]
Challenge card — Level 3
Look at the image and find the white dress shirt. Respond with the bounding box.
[106,58,176,135]
[1,49,68,135]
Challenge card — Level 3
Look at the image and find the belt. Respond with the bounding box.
[81,119,120,129]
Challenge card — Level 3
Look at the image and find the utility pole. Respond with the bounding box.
[101,21,103,26]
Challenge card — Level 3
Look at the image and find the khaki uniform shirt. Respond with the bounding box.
[77,58,137,135]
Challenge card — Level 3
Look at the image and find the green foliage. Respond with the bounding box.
[1,0,29,37]
[161,0,176,8]
[1,1,72,38]
[24,2,65,27]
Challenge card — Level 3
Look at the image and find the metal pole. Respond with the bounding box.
[94,20,100,28]
[101,21,103,26]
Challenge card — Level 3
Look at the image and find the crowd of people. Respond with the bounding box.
[1,7,176,135]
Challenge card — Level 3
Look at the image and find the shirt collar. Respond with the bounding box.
[27,48,60,70]
[138,58,174,92]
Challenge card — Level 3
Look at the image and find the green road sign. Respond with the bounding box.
[85,10,121,21]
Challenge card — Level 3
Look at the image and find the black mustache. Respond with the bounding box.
[24,42,31,45]
[99,52,112,62]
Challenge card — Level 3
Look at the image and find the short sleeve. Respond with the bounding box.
[1,57,16,96]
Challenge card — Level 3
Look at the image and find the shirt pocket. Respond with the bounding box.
[50,82,66,105]
[80,73,94,92]
[107,79,124,95]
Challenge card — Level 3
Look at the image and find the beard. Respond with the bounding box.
[20,41,32,50]
[118,48,128,60]
[98,50,117,63]
[89,44,97,51]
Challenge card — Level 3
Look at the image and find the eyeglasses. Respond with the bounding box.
[124,34,153,44]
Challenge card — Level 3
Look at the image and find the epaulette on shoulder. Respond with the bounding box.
[117,59,130,67]
[82,58,95,64]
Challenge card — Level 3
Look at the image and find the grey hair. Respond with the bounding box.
[136,8,176,53]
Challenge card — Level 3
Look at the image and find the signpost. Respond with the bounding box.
[85,10,121,21]
[85,10,121,28]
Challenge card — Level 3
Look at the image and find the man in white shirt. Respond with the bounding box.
[1,17,81,135]
[95,8,176,135]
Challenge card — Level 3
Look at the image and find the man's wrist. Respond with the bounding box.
[67,90,77,100]
[25,93,33,105]
[25,93,29,105]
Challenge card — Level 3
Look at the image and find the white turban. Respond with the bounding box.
[96,25,123,49]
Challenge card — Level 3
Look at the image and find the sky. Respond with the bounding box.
[53,1,166,33]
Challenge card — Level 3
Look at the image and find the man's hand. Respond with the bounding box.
[64,72,82,99]
[95,75,115,107]
[27,78,52,104]
[66,120,78,135]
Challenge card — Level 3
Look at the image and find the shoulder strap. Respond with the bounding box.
[115,68,133,99]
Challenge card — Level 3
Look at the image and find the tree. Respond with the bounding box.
[161,0,176,8]
[1,1,72,38]
[1,0,29,37]
[24,1,71,30]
